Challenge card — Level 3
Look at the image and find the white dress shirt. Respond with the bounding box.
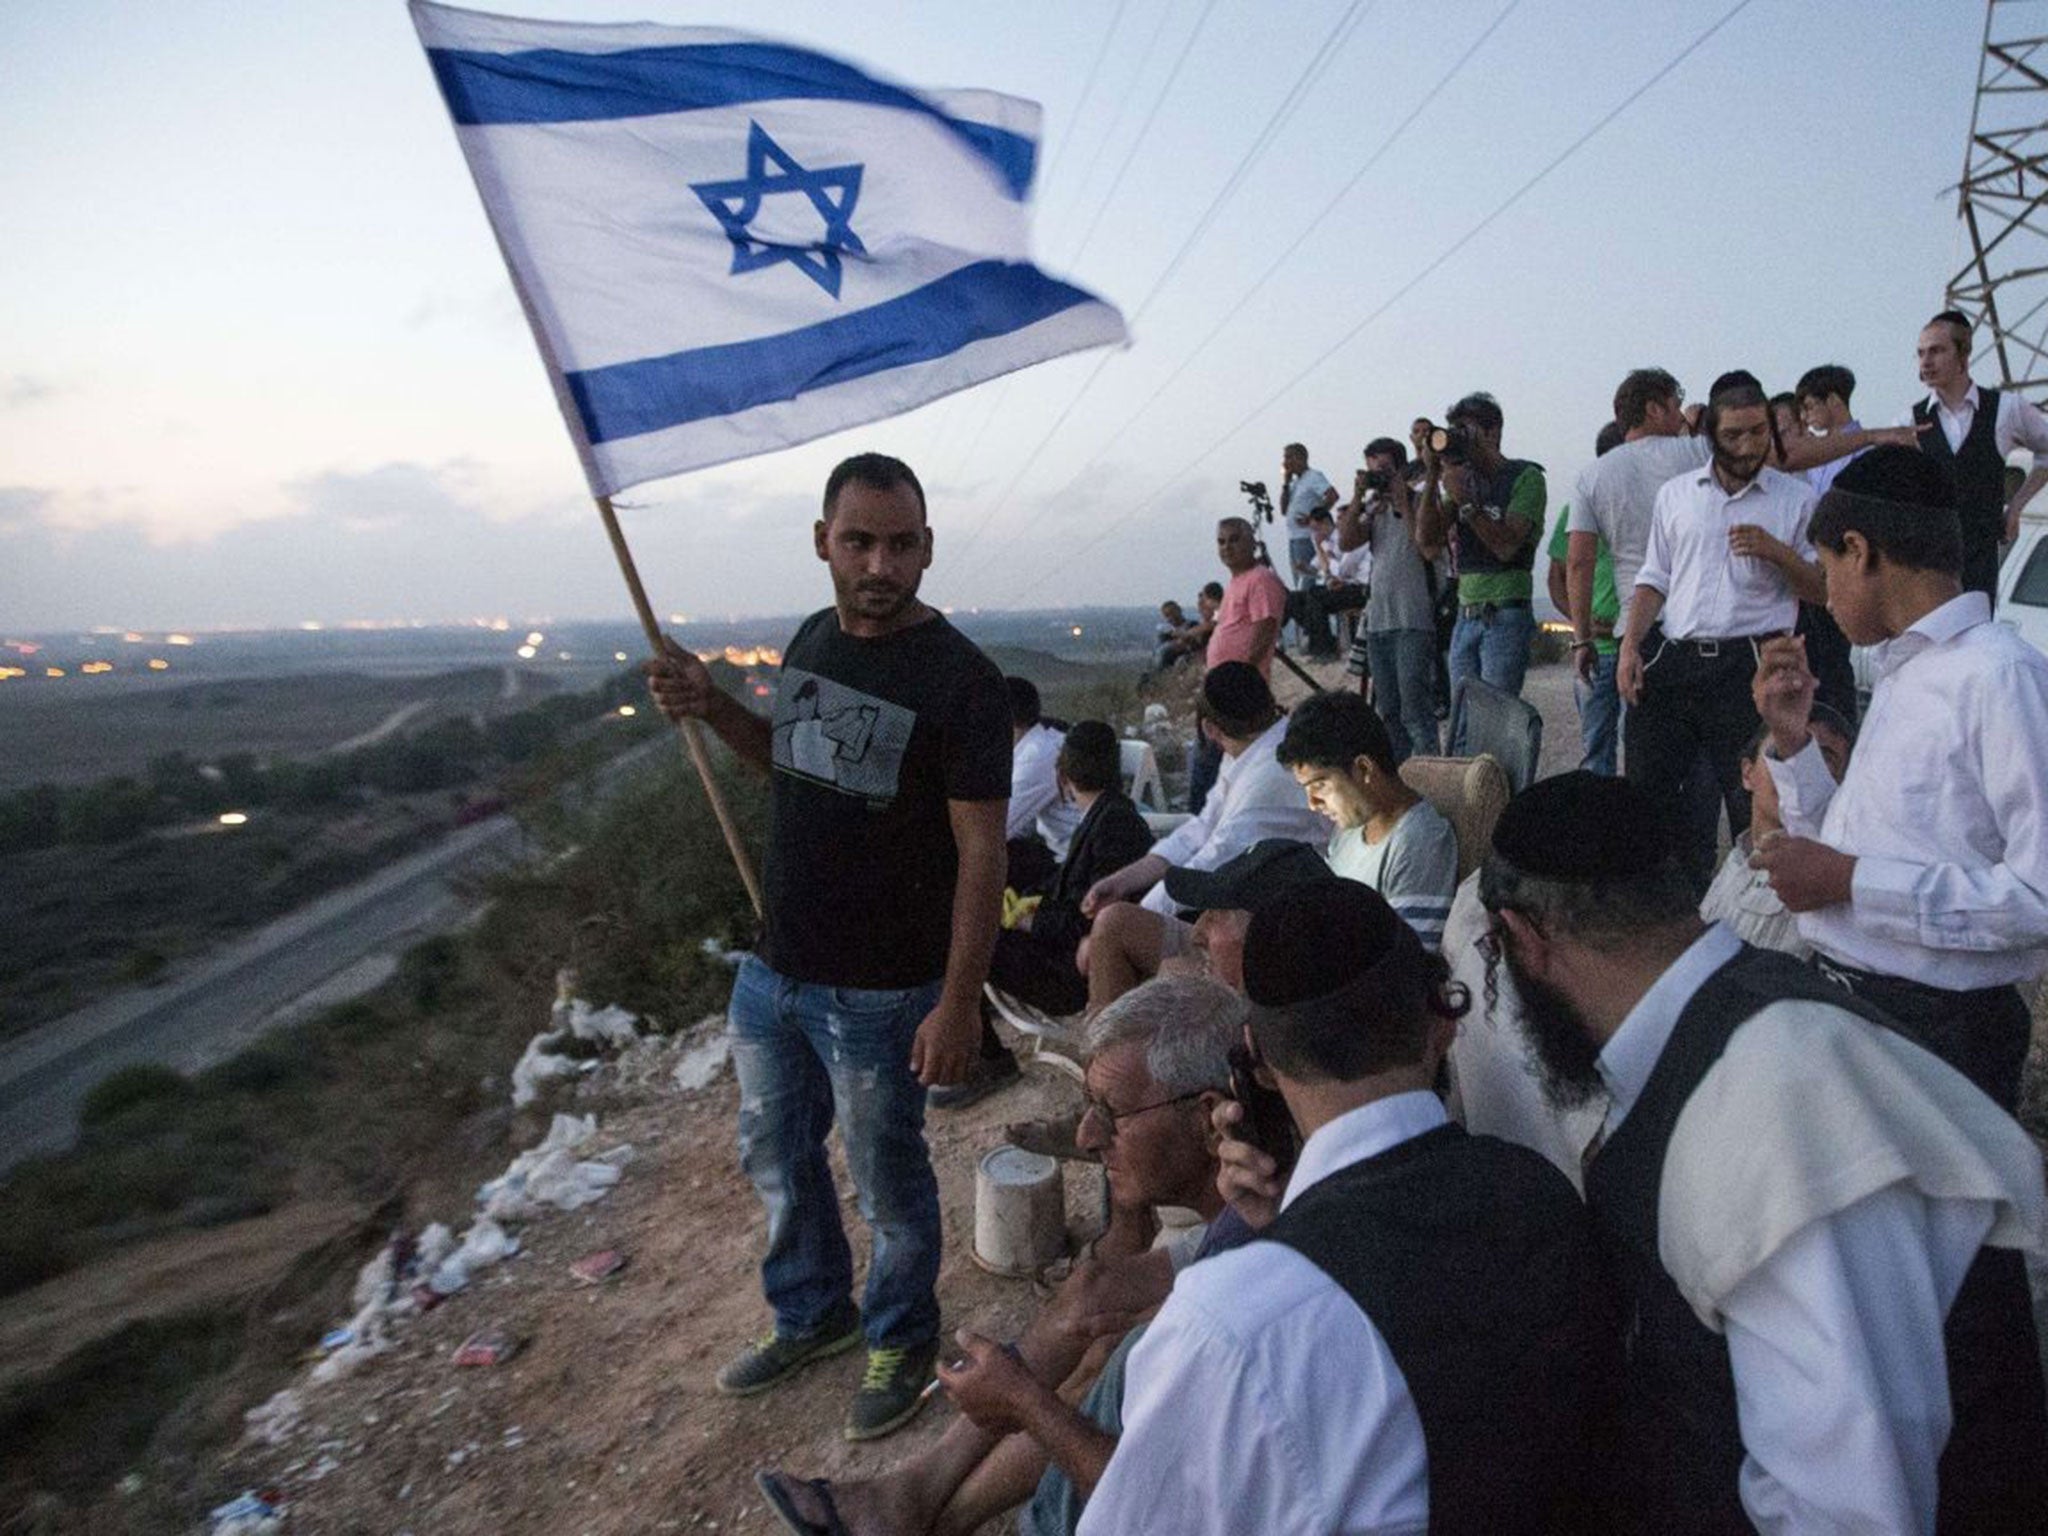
[1007,721,1064,842]
[1077,1092,1444,1536]
[1140,719,1329,915]
[1597,923,2043,1535]
[1768,591,2048,988]
[1900,383,2048,457]
[1634,465,1817,639]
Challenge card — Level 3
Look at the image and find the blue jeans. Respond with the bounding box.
[1575,648,1620,776]
[1365,628,1439,764]
[1448,603,1535,753]
[727,953,943,1349]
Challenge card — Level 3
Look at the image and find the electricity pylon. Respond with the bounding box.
[1950,1,2048,398]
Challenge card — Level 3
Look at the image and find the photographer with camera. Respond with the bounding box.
[1414,393,1546,750]
[1339,437,1440,763]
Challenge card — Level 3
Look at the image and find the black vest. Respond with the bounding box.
[1452,457,1542,575]
[1583,944,2048,1535]
[1915,389,2005,583]
[1266,1121,1612,1535]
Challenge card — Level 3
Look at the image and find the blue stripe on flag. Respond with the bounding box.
[427,43,1035,198]
[564,261,1095,445]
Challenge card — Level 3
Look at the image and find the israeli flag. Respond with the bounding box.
[410,2,1128,497]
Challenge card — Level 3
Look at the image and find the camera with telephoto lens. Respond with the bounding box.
[1425,422,1472,463]
[1362,466,1394,493]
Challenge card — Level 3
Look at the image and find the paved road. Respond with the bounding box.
[0,816,529,1169]
[0,730,687,1170]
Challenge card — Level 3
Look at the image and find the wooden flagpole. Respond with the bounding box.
[595,493,764,918]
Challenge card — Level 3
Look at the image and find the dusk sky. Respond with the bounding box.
[1,1,2002,631]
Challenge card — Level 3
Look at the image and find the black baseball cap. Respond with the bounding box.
[1162,838,1336,914]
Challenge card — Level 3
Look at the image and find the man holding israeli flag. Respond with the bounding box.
[411,3,1126,1442]
[410,0,1126,494]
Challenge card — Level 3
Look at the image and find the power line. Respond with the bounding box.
[918,0,1136,489]
[955,0,1521,590]
[930,0,1223,498]
[946,0,1380,567]
[989,0,1762,608]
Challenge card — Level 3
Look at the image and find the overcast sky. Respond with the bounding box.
[0,0,1994,631]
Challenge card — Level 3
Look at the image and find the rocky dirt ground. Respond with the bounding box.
[208,1037,1094,1536]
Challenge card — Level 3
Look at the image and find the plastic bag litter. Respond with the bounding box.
[242,1389,303,1447]
[429,1216,521,1296]
[564,998,640,1048]
[671,1033,730,1093]
[414,1222,455,1272]
[510,1033,596,1107]
[209,1490,281,1534]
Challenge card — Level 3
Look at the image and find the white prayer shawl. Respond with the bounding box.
[1660,999,2047,1331]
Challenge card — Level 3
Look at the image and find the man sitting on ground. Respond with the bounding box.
[1077,663,1327,1013]
[1277,690,1459,951]
[1480,771,2047,1533]
[1032,883,1608,1533]
[753,975,1254,1536]
[988,721,1157,1019]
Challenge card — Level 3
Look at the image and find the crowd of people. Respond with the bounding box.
[643,303,2048,1534]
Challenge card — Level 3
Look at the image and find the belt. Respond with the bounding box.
[1661,634,1767,659]
[1458,598,1530,619]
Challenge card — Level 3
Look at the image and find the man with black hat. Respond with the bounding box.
[1066,882,1608,1534]
[1078,663,1326,1013]
[1478,769,2048,1535]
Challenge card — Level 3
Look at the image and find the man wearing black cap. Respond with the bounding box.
[1478,770,2048,1535]
[1078,663,1326,1013]
[1072,882,1608,1534]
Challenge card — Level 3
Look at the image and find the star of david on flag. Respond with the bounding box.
[691,123,866,298]
[409,1,1129,497]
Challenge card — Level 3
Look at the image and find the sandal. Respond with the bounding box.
[756,1469,850,1536]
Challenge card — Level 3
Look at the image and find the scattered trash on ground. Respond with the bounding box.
[669,1032,730,1092]
[452,1326,522,1368]
[569,1248,628,1285]
[209,1489,282,1534]
[242,1390,304,1448]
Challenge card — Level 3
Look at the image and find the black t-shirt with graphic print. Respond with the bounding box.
[758,607,1012,989]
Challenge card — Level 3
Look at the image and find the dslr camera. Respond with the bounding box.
[1421,422,1472,463]
[1361,466,1394,493]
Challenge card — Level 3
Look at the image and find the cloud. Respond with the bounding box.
[0,461,856,630]
[2,375,58,409]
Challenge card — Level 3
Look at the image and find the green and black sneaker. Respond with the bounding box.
[714,1300,862,1397]
[844,1338,941,1441]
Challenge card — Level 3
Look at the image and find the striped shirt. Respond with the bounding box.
[1328,801,1459,951]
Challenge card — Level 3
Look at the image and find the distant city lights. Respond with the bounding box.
[122,632,145,643]
[44,666,65,678]
[668,613,689,625]
[0,667,24,682]
[300,621,325,631]
[218,812,249,827]
[1070,626,1084,637]
[524,631,545,646]
[614,651,629,662]
[556,650,571,660]
[80,661,114,674]
[616,704,637,717]
[148,659,171,671]
[515,644,538,660]
[166,634,195,646]
[5,640,40,656]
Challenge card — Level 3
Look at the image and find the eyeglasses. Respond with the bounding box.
[1078,1090,1207,1139]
